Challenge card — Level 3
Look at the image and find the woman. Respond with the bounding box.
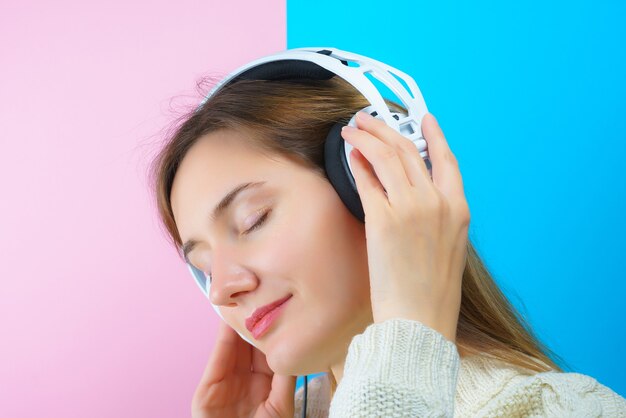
[149,75,626,417]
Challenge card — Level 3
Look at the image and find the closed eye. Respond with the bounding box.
[205,209,271,284]
[242,209,271,235]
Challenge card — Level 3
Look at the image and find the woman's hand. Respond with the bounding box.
[191,320,296,418]
[341,111,470,343]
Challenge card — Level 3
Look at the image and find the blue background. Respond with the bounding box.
[288,0,626,396]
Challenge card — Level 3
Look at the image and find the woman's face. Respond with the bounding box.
[170,128,373,375]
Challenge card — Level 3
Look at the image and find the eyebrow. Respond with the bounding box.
[181,181,267,263]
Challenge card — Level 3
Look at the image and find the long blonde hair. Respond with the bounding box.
[148,75,570,394]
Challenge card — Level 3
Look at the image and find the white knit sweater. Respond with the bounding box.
[293,318,626,417]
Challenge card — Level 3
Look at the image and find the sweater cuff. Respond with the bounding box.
[343,318,460,396]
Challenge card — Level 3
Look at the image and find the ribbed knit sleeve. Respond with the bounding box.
[328,318,461,417]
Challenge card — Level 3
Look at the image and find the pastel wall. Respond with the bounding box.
[288,0,626,396]
[0,1,285,417]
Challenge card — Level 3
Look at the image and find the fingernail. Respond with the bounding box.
[357,111,373,121]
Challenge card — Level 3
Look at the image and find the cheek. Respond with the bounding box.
[257,186,370,310]
[277,197,368,304]
[259,207,306,278]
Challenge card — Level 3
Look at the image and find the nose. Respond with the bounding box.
[208,246,258,307]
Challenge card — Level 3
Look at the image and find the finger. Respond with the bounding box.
[349,148,388,219]
[421,113,467,201]
[355,111,432,191]
[265,374,297,417]
[199,320,251,385]
[341,125,410,207]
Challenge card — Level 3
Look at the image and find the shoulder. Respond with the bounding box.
[293,374,331,418]
[518,370,626,417]
[457,356,626,417]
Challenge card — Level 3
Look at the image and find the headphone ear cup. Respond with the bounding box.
[324,121,365,223]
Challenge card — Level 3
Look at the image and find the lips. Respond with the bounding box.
[245,294,292,333]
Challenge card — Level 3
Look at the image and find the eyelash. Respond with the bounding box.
[242,209,271,235]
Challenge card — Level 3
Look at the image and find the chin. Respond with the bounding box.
[265,343,302,375]
[265,336,328,376]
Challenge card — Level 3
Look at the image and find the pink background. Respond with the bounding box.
[0,1,285,416]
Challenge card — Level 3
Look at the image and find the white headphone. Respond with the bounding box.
[184,46,431,346]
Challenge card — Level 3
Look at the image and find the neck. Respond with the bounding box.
[329,360,344,389]
[326,308,374,395]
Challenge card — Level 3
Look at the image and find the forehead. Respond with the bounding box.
[169,129,293,227]
[174,129,275,185]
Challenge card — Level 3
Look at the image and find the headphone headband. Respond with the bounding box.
[196,47,428,141]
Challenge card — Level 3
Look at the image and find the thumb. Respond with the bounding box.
[265,374,297,417]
